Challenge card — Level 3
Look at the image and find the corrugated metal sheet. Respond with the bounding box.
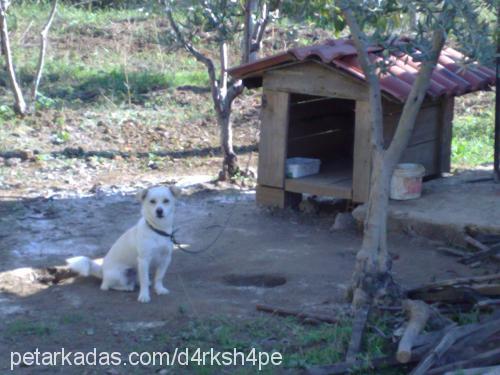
[228,39,495,102]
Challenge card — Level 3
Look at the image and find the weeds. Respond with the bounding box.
[452,108,494,168]
[6,319,52,337]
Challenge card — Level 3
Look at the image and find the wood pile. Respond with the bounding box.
[256,232,500,374]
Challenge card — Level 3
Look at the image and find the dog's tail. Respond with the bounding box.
[66,256,103,279]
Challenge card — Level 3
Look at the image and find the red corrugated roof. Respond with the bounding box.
[228,39,495,102]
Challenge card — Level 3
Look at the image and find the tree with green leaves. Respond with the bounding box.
[318,0,496,362]
[165,0,279,180]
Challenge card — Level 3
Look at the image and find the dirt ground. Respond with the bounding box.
[0,182,496,374]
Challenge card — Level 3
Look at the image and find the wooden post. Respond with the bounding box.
[256,88,292,207]
[353,100,372,202]
[439,97,454,174]
[494,25,499,182]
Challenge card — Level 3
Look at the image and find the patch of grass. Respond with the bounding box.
[131,315,399,374]
[6,319,52,337]
[1,3,209,108]
[451,108,494,168]
[59,313,85,325]
[11,2,144,32]
[453,308,481,325]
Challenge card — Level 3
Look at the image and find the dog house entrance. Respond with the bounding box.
[285,94,355,199]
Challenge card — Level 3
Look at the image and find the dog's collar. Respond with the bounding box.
[145,220,176,241]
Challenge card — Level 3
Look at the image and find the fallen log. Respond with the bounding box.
[397,300,431,364]
[476,298,500,308]
[345,304,370,362]
[472,284,500,296]
[436,246,470,258]
[465,228,500,245]
[465,235,490,252]
[409,273,500,293]
[411,318,500,375]
[428,348,500,374]
[255,304,338,325]
[408,286,485,305]
[461,243,500,265]
[443,366,500,375]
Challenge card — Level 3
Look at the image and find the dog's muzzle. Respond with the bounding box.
[156,208,164,218]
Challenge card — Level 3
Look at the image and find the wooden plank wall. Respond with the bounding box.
[383,100,443,176]
[257,89,290,188]
[264,61,369,101]
[439,97,454,173]
[353,101,372,202]
[287,95,355,160]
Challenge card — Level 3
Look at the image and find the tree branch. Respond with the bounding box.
[242,0,257,63]
[0,2,26,115]
[31,0,58,109]
[384,22,447,166]
[226,80,244,105]
[341,2,384,151]
[165,4,221,112]
[249,2,271,63]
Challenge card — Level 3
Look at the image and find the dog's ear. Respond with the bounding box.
[136,188,149,202]
[169,186,181,198]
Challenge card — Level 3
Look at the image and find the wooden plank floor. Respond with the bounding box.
[285,160,353,199]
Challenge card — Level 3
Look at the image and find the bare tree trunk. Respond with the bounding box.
[166,1,272,180]
[0,5,27,115]
[31,0,58,110]
[218,109,238,179]
[341,4,449,308]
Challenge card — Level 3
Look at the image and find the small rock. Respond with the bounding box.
[299,199,318,214]
[19,150,34,161]
[331,212,356,231]
[148,162,159,170]
[5,157,21,167]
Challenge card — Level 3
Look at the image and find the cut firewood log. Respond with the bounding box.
[345,304,370,363]
[461,243,500,265]
[465,227,500,245]
[397,300,431,364]
[476,298,500,308]
[443,366,500,375]
[411,318,500,375]
[409,273,500,293]
[409,286,485,305]
[428,348,500,374]
[436,246,470,258]
[255,304,339,325]
[472,284,500,296]
[465,235,490,252]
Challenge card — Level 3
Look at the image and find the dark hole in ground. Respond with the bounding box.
[222,274,287,288]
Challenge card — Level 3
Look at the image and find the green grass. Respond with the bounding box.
[6,319,53,337]
[123,315,400,374]
[11,2,144,29]
[0,2,209,108]
[451,108,494,168]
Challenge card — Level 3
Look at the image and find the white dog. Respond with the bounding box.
[66,185,180,303]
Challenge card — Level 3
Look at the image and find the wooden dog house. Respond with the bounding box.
[229,39,495,207]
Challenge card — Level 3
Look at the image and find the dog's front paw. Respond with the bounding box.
[137,293,151,303]
[155,285,170,295]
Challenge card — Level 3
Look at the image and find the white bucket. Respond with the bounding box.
[390,163,425,200]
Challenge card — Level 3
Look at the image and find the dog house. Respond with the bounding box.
[229,39,495,207]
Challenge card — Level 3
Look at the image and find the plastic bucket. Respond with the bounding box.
[390,163,425,200]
